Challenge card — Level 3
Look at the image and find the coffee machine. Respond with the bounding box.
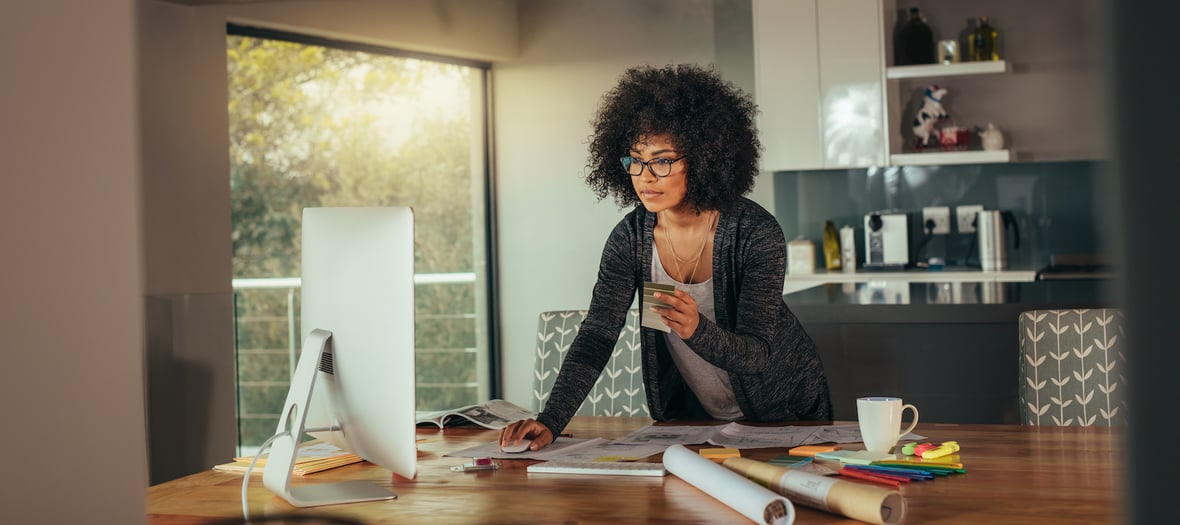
[864,211,911,270]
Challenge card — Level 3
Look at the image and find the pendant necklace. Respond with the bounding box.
[662,210,717,284]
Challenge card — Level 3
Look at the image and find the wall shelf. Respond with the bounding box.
[886,60,1008,80]
[890,149,1011,166]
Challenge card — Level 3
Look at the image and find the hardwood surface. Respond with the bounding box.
[147,417,1123,524]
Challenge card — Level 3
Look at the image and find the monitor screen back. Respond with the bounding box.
[300,207,417,479]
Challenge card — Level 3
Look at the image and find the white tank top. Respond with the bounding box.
[652,242,744,420]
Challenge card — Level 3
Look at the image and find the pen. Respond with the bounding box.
[838,467,901,488]
[842,466,913,483]
[873,462,966,474]
[845,464,934,480]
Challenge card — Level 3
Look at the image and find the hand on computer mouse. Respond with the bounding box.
[500,438,533,453]
[499,418,554,452]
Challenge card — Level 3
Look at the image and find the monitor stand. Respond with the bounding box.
[261,329,397,507]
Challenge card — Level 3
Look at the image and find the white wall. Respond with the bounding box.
[1,0,148,522]
[495,0,762,408]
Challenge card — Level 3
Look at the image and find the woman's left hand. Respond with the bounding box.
[652,289,700,339]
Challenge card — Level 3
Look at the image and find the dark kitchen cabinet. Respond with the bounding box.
[786,280,1114,424]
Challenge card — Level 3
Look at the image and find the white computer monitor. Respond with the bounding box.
[262,207,417,508]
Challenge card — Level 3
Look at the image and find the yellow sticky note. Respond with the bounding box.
[699,448,741,462]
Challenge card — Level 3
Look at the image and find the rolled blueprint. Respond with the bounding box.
[663,444,794,525]
[722,457,904,525]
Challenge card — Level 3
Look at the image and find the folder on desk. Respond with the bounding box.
[213,440,362,476]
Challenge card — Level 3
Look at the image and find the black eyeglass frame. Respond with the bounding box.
[620,155,687,178]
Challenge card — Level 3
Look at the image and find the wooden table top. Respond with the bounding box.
[147,417,1123,524]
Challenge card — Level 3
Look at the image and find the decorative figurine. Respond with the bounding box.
[912,85,948,148]
[979,123,1004,151]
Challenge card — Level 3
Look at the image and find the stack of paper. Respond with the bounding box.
[213,440,362,476]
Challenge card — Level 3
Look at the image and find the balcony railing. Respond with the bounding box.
[232,273,480,450]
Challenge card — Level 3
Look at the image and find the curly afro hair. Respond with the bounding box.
[584,63,761,212]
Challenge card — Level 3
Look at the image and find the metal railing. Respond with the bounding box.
[232,273,480,449]
[232,273,477,379]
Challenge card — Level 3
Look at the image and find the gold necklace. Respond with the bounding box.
[662,211,717,283]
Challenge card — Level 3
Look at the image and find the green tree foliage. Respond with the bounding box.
[227,36,484,445]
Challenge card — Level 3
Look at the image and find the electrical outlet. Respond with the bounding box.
[957,205,984,233]
[922,206,951,234]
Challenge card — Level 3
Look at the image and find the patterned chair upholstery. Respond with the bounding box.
[1019,309,1126,426]
[532,310,649,417]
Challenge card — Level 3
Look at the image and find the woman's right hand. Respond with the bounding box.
[498,418,554,452]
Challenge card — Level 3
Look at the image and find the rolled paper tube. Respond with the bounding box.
[663,445,795,525]
[722,457,905,525]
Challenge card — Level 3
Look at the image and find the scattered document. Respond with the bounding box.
[415,399,536,430]
[616,423,925,450]
[706,423,826,449]
[546,441,667,462]
[615,425,726,446]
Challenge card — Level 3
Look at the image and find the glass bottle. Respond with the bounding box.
[898,7,935,65]
[892,8,908,66]
[972,15,1000,61]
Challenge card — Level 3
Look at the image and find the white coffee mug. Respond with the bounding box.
[857,397,919,454]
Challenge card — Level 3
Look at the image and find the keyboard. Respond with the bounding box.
[526,461,667,477]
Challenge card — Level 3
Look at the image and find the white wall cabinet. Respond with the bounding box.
[753,0,885,171]
[754,0,1105,170]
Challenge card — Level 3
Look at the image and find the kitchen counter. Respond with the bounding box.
[784,279,1118,425]
[784,279,1114,319]
[783,267,1038,294]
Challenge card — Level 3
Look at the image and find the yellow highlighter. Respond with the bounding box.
[921,440,960,459]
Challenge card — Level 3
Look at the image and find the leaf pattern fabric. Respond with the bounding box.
[1019,309,1126,426]
[532,310,649,417]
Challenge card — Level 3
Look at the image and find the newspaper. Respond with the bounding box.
[415,399,536,430]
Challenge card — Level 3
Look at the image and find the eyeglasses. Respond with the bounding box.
[620,155,686,178]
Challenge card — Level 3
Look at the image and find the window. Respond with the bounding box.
[226,25,496,451]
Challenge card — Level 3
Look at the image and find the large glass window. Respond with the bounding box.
[226,26,494,452]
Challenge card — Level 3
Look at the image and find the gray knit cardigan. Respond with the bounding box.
[535,197,832,436]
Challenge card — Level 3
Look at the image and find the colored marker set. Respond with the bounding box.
[834,441,966,487]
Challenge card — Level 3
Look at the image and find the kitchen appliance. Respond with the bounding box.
[787,237,816,274]
[977,210,1020,270]
[864,211,910,270]
[839,225,857,272]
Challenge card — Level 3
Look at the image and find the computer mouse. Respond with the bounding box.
[501,438,533,454]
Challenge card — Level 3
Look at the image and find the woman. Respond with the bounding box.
[501,64,831,452]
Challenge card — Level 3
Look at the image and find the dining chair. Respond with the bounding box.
[532,309,648,417]
[1018,308,1126,426]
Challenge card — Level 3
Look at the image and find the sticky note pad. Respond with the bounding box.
[699,448,741,462]
[814,449,894,465]
[789,445,840,457]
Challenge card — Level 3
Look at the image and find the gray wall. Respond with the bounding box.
[774,160,1109,270]
[2,0,148,522]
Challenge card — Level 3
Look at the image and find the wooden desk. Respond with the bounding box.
[147,417,1122,524]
